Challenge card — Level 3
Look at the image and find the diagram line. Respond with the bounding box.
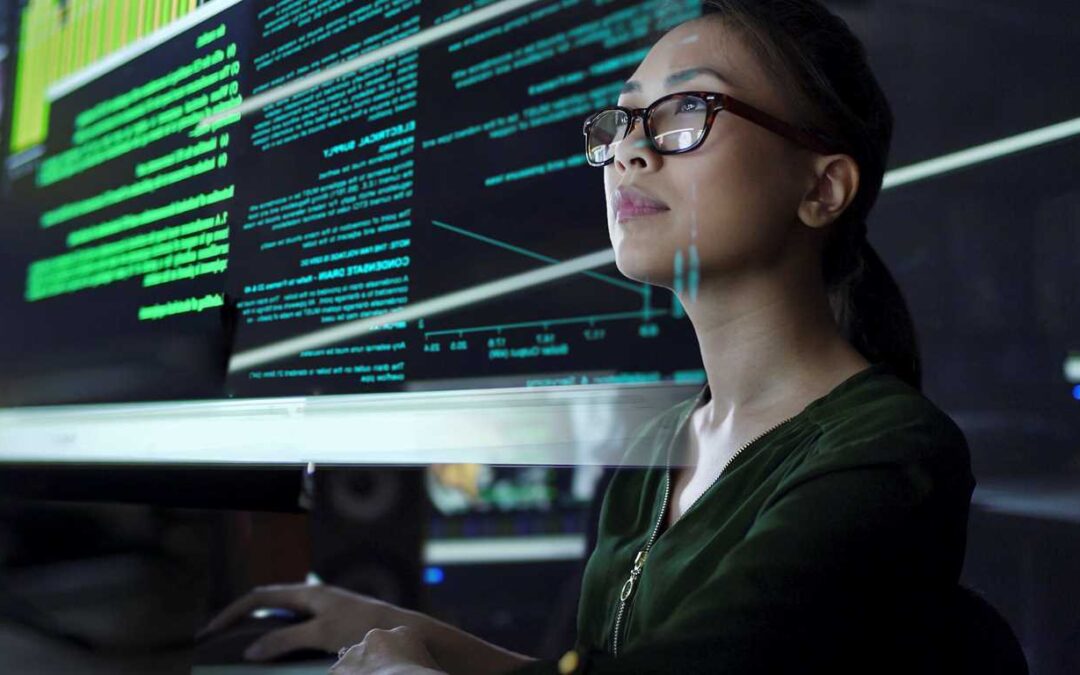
[424,308,670,338]
[432,219,643,295]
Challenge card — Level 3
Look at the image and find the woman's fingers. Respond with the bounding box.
[330,626,443,674]
[198,583,319,637]
[243,621,324,662]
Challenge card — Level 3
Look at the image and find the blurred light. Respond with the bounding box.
[1072,385,1080,401]
[883,115,1080,189]
[228,248,616,372]
[1064,354,1080,384]
[424,567,445,585]
[0,385,690,465]
[424,534,586,564]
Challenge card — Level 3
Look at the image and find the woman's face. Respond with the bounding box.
[605,18,818,291]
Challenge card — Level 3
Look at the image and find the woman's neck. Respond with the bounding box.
[678,270,868,434]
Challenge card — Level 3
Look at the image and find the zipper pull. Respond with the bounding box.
[620,549,648,601]
[633,549,648,572]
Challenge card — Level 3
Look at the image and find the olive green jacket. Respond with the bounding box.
[514,362,976,674]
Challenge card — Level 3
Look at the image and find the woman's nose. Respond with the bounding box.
[613,122,661,174]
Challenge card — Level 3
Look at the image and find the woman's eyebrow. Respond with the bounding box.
[620,67,736,94]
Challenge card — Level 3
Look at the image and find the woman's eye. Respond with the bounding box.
[678,100,702,113]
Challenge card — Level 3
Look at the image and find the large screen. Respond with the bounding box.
[0,0,707,409]
[1,0,1078,469]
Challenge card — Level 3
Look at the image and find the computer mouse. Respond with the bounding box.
[193,607,335,664]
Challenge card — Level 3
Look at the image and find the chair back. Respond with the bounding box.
[944,584,1028,675]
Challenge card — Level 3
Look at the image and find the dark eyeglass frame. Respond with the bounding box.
[582,90,845,167]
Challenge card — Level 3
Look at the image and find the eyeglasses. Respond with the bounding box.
[582,90,843,167]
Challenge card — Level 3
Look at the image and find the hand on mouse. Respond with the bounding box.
[198,582,421,662]
[331,625,445,675]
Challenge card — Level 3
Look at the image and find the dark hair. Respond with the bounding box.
[698,0,922,390]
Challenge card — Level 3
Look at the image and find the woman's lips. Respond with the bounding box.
[614,186,671,221]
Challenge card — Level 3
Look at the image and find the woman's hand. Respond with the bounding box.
[331,626,446,675]
[197,582,414,662]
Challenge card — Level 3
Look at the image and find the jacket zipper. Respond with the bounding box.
[610,411,799,656]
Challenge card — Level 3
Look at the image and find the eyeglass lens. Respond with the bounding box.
[586,94,709,164]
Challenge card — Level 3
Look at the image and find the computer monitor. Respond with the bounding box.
[1,0,1077,470]
[0,0,707,465]
[421,463,606,657]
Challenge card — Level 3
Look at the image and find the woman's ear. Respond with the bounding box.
[797,154,859,229]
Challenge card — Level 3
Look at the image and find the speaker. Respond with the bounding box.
[308,467,426,610]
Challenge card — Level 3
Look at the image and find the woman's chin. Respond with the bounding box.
[612,245,675,288]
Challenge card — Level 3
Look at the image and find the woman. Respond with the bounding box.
[201,2,975,673]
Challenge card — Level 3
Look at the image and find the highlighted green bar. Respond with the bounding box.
[139,293,225,321]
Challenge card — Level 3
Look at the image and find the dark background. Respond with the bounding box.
[0,0,1078,673]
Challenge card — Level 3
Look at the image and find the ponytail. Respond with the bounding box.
[830,239,922,391]
[701,0,922,390]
